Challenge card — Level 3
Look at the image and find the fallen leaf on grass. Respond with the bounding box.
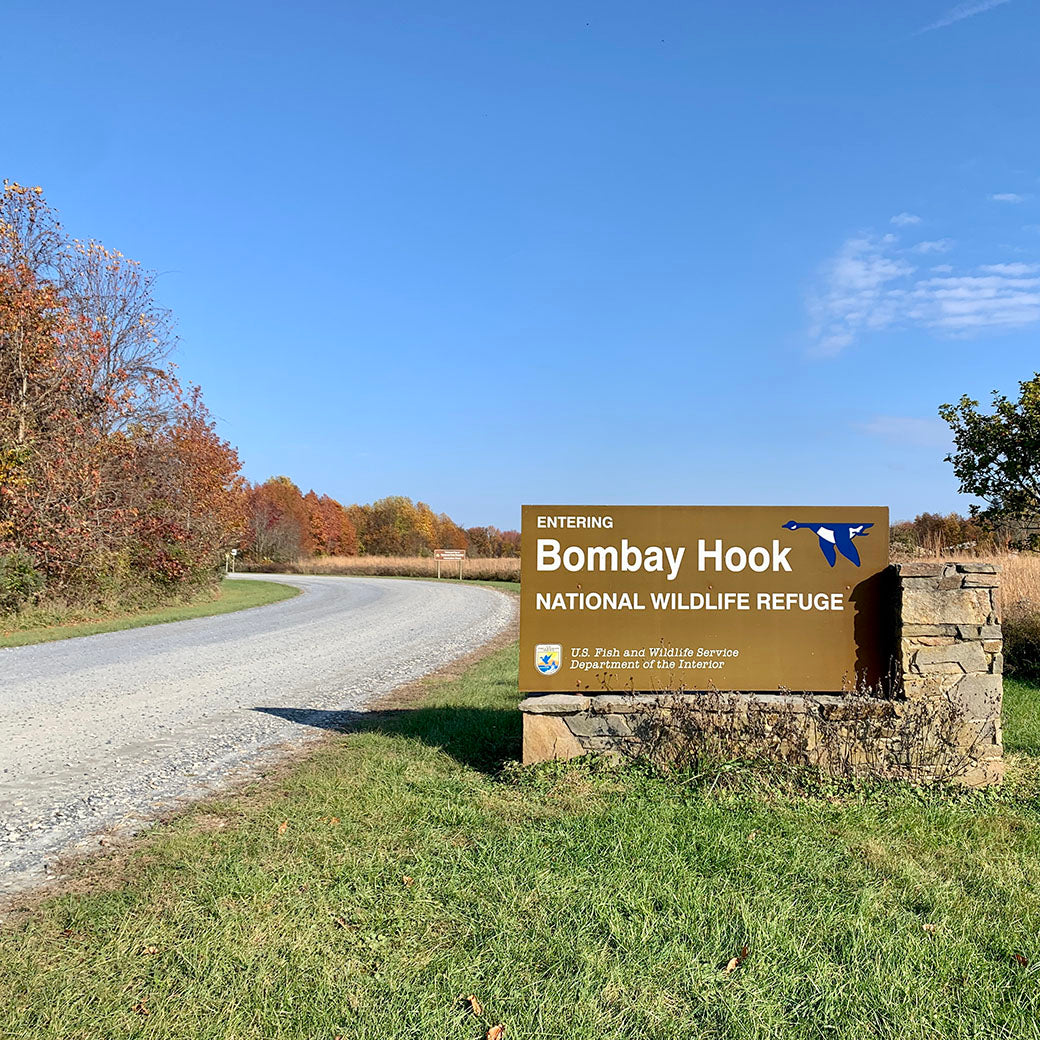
[133,999,150,1016]
[747,830,759,843]
[333,916,348,929]
[724,946,749,974]
[461,994,483,1016]
[1013,953,1029,967]
[328,817,340,825]
[486,1026,505,1040]
[277,820,288,836]
[402,876,414,886]
[922,923,938,934]
[139,945,159,956]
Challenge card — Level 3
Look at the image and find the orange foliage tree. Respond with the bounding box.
[0,183,243,607]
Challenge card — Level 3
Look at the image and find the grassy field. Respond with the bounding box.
[2,645,1040,1039]
[0,579,299,648]
[243,554,521,582]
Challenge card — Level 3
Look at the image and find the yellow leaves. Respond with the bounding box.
[276,820,288,836]
[402,875,414,886]
[462,994,482,1016]
[486,1025,506,1040]
[139,944,159,956]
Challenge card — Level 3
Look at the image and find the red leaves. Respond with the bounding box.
[0,182,244,602]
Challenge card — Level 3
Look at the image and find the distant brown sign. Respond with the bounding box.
[520,505,890,693]
[434,549,466,560]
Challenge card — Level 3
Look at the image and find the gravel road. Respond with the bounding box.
[0,574,516,896]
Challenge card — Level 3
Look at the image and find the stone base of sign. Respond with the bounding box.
[519,563,1004,786]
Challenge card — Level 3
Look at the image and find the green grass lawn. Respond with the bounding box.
[1005,677,1040,756]
[0,578,299,648]
[2,651,1040,1039]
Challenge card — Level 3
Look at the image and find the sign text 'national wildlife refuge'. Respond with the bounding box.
[519,506,890,693]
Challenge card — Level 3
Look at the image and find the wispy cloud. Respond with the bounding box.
[807,236,914,355]
[979,262,1039,275]
[991,192,1024,202]
[808,233,1040,354]
[859,416,951,448]
[912,238,955,254]
[890,212,922,226]
[916,0,1012,34]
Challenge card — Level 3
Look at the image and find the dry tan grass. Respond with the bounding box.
[246,550,1040,607]
[972,554,1040,612]
[249,555,521,583]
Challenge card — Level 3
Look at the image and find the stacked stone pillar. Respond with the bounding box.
[896,561,1003,785]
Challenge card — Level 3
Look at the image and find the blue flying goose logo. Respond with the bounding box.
[782,521,874,567]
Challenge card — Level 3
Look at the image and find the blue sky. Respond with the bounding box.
[4,0,1038,528]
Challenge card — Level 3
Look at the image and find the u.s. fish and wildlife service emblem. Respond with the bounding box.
[535,643,561,675]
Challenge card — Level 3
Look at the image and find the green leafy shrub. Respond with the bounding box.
[0,551,45,612]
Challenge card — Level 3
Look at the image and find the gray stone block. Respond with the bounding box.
[589,695,641,714]
[956,563,997,574]
[904,624,960,637]
[914,641,988,672]
[896,563,944,577]
[565,712,633,738]
[901,576,947,588]
[519,694,590,715]
[948,673,1002,718]
[962,575,999,588]
[902,586,992,625]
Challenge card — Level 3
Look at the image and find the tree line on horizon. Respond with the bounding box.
[242,477,520,563]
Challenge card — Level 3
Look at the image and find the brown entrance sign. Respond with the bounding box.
[520,505,890,693]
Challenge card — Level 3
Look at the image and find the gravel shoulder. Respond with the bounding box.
[0,574,516,896]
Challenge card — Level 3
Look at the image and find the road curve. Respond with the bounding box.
[0,574,516,895]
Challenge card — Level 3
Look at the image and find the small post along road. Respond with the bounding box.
[0,574,515,896]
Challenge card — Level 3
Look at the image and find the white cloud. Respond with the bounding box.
[905,273,1040,332]
[807,236,915,356]
[890,213,922,226]
[912,238,955,254]
[916,0,1012,34]
[808,235,1040,352]
[991,192,1024,202]
[859,417,951,448]
[979,262,1039,274]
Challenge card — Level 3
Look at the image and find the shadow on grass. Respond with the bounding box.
[253,704,521,774]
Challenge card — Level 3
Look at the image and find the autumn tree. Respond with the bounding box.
[243,477,310,562]
[0,182,242,607]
